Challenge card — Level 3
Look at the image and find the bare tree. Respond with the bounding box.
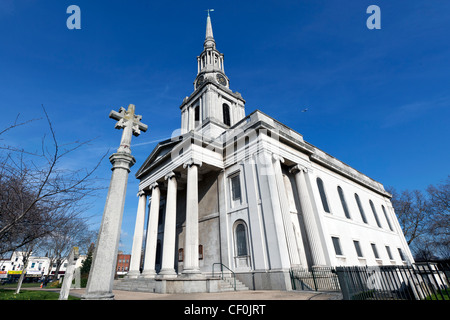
[40,217,96,282]
[0,107,106,256]
[426,176,450,258]
[388,187,430,246]
[388,176,450,260]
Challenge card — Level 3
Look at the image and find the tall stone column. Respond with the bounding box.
[84,152,136,299]
[182,159,202,277]
[83,104,147,300]
[142,183,160,278]
[127,190,147,278]
[158,172,178,278]
[290,165,327,267]
[272,154,302,267]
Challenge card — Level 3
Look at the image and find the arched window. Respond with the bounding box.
[354,193,368,223]
[316,178,330,213]
[235,222,248,257]
[337,186,351,219]
[369,200,382,228]
[381,205,393,231]
[223,103,231,126]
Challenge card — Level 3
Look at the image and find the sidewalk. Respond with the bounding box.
[68,288,342,300]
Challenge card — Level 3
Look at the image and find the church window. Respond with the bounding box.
[223,104,231,126]
[194,105,200,122]
[381,205,393,231]
[385,246,393,260]
[235,222,248,257]
[199,245,203,260]
[230,174,241,202]
[398,248,406,261]
[331,236,343,256]
[316,178,330,213]
[337,186,351,219]
[369,200,382,228]
[353,240,364,258]
[244,136,250,161]
[354,193,368,223]
[371,243,380,259]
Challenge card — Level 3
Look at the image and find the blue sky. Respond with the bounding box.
[1,1,449,253]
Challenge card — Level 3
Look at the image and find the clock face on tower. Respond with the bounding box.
[216,74,227,86]
[196,75,205,89]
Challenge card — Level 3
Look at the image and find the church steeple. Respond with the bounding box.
[204,10,215,49]
[195,11,228,89]
[180,11,246,137]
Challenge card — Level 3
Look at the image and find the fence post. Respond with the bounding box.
[335,267,351,300]
[311,267,318,291]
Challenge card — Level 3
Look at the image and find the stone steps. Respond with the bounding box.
[216,275,249,291]
[113,274,249,293]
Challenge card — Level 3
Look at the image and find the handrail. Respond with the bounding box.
[212,263,236,291]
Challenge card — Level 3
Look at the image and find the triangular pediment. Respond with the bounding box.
[135,135,185,179]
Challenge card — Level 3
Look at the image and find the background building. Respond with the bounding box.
[115,252,131,278]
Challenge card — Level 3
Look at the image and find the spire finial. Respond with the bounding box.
[204,9,215,48]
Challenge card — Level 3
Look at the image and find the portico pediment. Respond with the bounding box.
[135,136,184,179]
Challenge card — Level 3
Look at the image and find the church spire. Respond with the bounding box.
[195,10,226,86]
[180,11,246,136]
[204,9,215,49]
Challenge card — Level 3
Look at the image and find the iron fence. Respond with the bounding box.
[335,262,450,300]
[290,266,340,292]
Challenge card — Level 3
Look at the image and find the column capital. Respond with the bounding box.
[137,190,147,197]
[272,153,284,163]
[183,158,203,169]
[149,182,159,190]
[164,171,178,181]
[289,164,308,174]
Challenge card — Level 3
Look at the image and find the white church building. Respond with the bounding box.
[120,14,414,292]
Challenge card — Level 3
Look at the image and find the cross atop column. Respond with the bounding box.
[109,104,148,154]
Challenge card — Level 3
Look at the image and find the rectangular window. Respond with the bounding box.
[230,174,241,202]
[385,246,393,260]
[398,248,406,261]
[194,105,200,122]
[332,237,343,256]
[353,240,363,258]
[371,243,380,259]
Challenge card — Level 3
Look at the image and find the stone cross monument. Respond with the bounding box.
[83,104,147,300]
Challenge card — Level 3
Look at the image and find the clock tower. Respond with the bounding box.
[180,12,246,138]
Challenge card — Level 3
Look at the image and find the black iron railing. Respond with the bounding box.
[212,263,236,291]
[290,266,340,292]
[335,262,450,300]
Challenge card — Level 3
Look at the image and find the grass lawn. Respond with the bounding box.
[0,289,80,300]
[425,290,450,300]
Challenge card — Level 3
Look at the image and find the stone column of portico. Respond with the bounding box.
[127,190,147,278]
[182,159,202,277]
[142,183,160,278]
[158,172,178,278]
[290,165,327,267]
[272,154,302,267]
